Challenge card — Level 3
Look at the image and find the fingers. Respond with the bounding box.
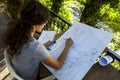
[66,37,73,47]
[67,37,73,43]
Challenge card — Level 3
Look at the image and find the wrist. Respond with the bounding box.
[65,45,70,49]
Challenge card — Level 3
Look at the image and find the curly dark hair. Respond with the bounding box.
[2,0,50,56]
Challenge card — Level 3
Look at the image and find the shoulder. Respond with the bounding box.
[22,37,43,51]
[29,37,43,49]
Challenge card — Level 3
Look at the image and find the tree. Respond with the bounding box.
[51,0,64,13]
[80,0,120,31]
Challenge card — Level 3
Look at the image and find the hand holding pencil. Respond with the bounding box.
[65,37,73,48]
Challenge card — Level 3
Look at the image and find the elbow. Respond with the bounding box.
[55,66,61,70]
[54,64,62,70]
[55,67,61,70]
[54,60,65,70]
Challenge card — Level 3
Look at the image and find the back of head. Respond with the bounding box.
[21,0,50,26]
[2,0,50,56]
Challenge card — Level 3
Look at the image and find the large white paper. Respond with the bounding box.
[39,22,113,80]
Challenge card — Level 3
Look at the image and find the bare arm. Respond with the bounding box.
[42,38,73,70]
[43,33,64,48]
[43,40,56,50]
[43,40,53,47]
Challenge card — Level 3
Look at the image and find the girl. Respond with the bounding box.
[3,1,73,80]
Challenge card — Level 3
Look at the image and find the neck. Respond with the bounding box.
[31,26,36,37]
[31,31,35,37]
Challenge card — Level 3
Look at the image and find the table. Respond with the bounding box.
[39,32,120,80]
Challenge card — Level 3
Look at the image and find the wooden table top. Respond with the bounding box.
[83,63,120,80]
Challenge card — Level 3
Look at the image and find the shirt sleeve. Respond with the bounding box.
[34,42,50,61]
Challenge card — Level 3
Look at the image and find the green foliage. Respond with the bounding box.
[77,0,87,11]
[80,0,120,31]
[39,0,52,9]
[80,0,103,27]
[111,60,120,71]
[58,0,74,23]
[109,32,120,51]
[100,3,120,31]
[51,0,64,13]
[39,0,75,31]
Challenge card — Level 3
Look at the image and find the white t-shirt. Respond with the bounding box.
[11,37,50,80]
